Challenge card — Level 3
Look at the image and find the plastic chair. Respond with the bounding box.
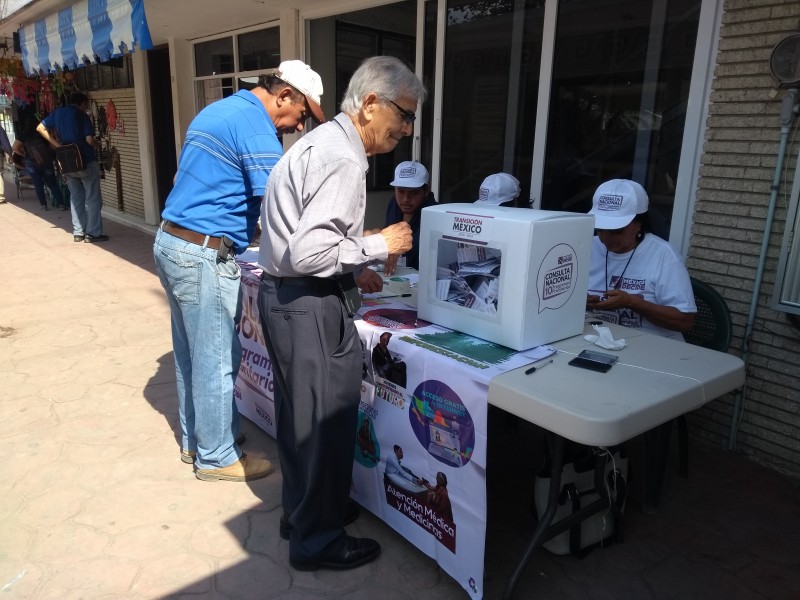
[684,277,733,352]
[644,277,733,514]
[676,277,733,476]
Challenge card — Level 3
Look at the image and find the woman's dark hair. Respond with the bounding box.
[437,472,448,487]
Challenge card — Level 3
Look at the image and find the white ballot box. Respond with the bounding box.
[417,203,594,350]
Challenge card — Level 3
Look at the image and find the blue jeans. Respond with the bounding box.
[153,228,243,469]
[65,161,103,237]
[25,160,65,207]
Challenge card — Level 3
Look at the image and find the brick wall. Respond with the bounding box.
[688,0,800,474]
[87,88,145,219]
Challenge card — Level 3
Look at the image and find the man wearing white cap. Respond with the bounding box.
[586,178,695,340]
[474,172,520,206]
[383,160,437,273]
[154,59,324,483]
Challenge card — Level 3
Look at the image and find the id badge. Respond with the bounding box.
[336,273,362,317]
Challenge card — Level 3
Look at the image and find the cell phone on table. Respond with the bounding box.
[568,349,619,373]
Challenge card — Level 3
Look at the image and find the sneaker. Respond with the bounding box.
[40,204,49,211]
[73,235,85,242]
[60,205,68,211]
[84,234,110,243]
[195,453,274,482]
[181,432,247,464]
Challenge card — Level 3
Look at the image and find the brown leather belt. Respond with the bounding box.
[162,220,222,250]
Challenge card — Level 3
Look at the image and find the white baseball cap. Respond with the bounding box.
[475,173,520,205]
[588,179,649,229]
[390,161,429,188]
[242,60,325,123]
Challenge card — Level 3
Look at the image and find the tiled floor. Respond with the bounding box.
[2,185,800,599]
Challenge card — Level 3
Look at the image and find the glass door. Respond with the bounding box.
[437,0,545,205]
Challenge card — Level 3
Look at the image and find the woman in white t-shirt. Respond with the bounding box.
[585,179,696,340]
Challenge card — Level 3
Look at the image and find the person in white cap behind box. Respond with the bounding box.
[153,59,325,483]
[383,160,437,273]
[586,178,696,340]
[475,172,520,206]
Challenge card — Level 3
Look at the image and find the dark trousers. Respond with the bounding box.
[26,160,65,207]
[257,274,362,561]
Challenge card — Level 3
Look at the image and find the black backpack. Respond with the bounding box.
[24,134,56,169]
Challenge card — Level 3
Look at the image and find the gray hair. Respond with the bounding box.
[340,56,427,116]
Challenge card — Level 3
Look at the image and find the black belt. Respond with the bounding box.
[162,220,222,250]
[263,273,337,288]
[264,272,360,316]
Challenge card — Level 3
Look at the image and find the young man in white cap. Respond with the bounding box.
[154,59,324,482]
[383,160,437,273]
[586,178,695,340]
[475,172,520,206]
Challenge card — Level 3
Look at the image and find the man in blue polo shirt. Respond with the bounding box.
[154,60,325,482]
[37,92,106,242]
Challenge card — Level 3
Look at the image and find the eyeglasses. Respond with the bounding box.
[381,96,416,124]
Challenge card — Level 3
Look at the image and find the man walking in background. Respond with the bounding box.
[37,92,106,242]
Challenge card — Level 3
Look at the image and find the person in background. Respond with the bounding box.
[585,178,696,340]
[383,160,436,273]
[257,55,423,572]
[474,172,520,207]
[0,123,11,204]
[153,60,325,483]
[12,134,67,212]
[585,178,696,515]
[37,92,107,242]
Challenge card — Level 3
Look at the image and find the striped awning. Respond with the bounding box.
[18,0,153,76]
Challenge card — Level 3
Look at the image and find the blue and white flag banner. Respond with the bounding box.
[19,0,153,76]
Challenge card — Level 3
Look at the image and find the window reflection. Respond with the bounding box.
[195,37,234,77]
[542,0,700,239]
[439,0,544,204]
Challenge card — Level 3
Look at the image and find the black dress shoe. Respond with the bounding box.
[290,535,380,571]
[85,234,110,243]
[280,500,360,540]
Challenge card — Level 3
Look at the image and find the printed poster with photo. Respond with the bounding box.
[352,299,550,599]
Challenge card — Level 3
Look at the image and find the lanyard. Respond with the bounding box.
[605,244,638,291]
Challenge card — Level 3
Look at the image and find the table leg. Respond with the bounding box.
[502,433,565,600]
[503,438,625,599]
[643,421,674,515]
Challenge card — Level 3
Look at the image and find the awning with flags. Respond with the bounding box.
[18,0,153,76]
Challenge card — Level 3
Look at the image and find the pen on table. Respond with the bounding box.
[525,359,553,375]
[378,293,412,298]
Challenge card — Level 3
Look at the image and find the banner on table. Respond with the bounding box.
[234,259,276,438]
[354,299,491,599]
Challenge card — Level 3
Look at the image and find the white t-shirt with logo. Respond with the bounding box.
[587,233,696,340]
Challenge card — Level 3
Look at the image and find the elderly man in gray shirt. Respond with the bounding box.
[257,56,425,572]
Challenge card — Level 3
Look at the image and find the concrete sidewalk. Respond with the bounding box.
[2,186,800,599]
